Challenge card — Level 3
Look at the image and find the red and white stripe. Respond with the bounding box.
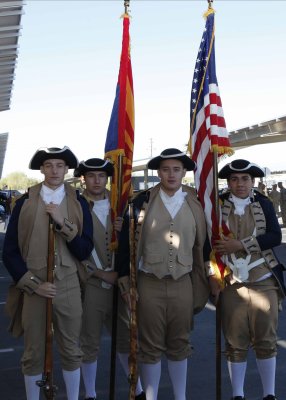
[192,83,228,236]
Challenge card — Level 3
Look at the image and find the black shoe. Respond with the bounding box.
[232,397,245,400]
[135,392,146,400]
[85,398,96,400]
[263,396,277,400]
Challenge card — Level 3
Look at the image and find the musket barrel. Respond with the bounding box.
[37,216,57,400]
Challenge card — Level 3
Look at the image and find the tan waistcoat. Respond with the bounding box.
[18,183,83,281]
[89,211,112,270]
[141,194,196,280]
[222,199,279,282]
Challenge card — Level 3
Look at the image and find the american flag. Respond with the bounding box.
[105,13,134,249]
[190,9,233,278]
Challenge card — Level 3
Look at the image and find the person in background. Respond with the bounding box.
[214,159,285,400]
[278,182,286,227]
[74,158,145,400]
[3,191,12,230]
[257,181,267,196]
[116,148,220,400]
[3,147,93,400]
[268,184,280,218]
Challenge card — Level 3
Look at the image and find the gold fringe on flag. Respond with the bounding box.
[210,250,231,288]
[203,7,215,19]
[211,144,234,157]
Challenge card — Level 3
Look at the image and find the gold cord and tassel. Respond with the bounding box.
[203,0,215,19]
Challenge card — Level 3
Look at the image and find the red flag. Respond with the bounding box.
[105,14,134,249]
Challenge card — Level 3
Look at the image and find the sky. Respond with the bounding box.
[1,0,286,180]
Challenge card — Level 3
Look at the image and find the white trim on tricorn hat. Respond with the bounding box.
[218,159,265,179]
[74,158,114,177]
[29,146,78,170]
[147,148,196,171]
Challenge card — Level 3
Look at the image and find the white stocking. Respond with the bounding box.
[140,361,161,400]
[62,368,80,400]
[256,357,276,397]
[24,374,41,400]
[81,361,97,398]
[167,359,187,400]
[227,361,247,397]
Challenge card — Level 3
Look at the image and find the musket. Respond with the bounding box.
[128,202,138,400]
[37,216,57,399]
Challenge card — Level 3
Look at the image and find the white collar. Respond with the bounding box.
[159,186,185,202]
[40,183,65,205]
[92,198,110,228]
[159,187,187,218]
[229,193,251,216]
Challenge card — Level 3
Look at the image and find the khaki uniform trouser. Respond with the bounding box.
[137,271,193,364]
[281,206,286,224]
[221,276,279,362]
[80,278,130,363]
[21,273,82,375]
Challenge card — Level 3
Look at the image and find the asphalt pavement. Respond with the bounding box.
[1,221,286,400]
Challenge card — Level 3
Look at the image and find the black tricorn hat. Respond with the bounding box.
[74,158,114,178]
[147,148,196,171]
[218,159,265,179]
[29,146,78,170]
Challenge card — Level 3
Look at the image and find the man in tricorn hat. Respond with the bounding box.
[214,159,285,400]
[74,158,145,400]
[116,148,220,400]
[3,146,93,400]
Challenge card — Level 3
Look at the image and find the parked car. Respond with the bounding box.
[0,190,22,214]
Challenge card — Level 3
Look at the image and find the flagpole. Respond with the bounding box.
[109,154,124,400]
[213,150,222,400]
[109,6,131,397]
[119,5,138,400]
[207,0,222,395]
[105,0,135,396]
[205,0,222,396]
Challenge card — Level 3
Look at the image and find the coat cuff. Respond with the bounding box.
[56,218,78,242]
[241,235,260,254]
[16,271,43,295]
[118,276,130,295]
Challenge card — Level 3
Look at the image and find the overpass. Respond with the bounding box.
[229,115,286,149]
[132,115,286,189]
[0,0,24,178]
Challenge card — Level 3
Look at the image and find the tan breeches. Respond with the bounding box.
[137,272,193,364]
[21,273,82,375]
[221,277,279,362]
[80,279,130,363]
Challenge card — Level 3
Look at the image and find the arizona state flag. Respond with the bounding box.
[105,13,134,249]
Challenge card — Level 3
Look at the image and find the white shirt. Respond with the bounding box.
[92,198,110,228]
[159,187,187,219]
[40,184,65,205]
[229,193,251,216]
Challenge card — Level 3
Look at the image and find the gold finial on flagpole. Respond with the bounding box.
[204,0,215,18]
